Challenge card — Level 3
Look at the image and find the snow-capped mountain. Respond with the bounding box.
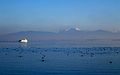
[0,29,120,41]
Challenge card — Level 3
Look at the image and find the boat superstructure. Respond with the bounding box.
[19,38,28,43]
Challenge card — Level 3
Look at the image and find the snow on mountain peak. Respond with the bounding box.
[65,27,80,31]
[75,27,80,31]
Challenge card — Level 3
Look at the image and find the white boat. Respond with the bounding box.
[19,38,28,43]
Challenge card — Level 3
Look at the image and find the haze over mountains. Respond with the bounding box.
[0,28,120,42]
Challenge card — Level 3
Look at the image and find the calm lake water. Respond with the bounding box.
[0,40,120,75]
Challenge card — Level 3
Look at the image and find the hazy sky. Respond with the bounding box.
[0,0,120,34]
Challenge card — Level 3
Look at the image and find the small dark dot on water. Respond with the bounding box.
[32,51,35,53]
[67,53,69,56]
[5,53,7,55]
[73,51,76,53]
[109,61,112,64]
[42,59,45,62]
[45,50,47,52]
[91,53,94,55]
[41,57,44,59]
[13,49,16,50]
[81,55,84,57]
[18,55,23,58]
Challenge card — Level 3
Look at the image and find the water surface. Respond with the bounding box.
[0,40,120,75]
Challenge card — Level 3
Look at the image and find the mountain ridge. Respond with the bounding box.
[0,29,120,41]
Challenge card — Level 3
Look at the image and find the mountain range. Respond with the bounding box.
[0,28,120,42]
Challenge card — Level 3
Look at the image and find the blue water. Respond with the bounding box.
[0,40,120,75]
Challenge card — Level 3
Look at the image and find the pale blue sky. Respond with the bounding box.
[0,0,120,34]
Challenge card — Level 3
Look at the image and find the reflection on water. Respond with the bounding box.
[19,43,28,47]
[0,41,120,75]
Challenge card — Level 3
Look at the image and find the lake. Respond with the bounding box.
[0,40,120,75]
